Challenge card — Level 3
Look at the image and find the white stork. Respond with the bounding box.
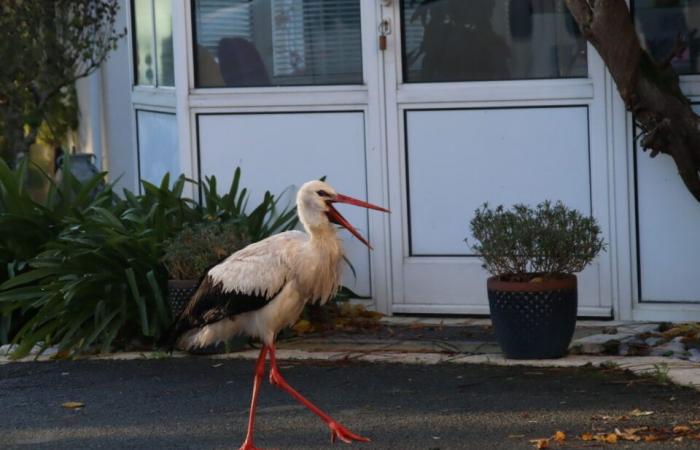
[168,180,389,450]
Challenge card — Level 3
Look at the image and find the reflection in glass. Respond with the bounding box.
[154,0,174,86]
[401,0,588,83]
[193,0,363,88]
[634,0,700,74]
[134,0,155,85]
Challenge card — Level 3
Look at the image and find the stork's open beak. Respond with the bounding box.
[326,194,390,249]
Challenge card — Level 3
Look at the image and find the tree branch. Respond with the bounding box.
[565,0,700,202]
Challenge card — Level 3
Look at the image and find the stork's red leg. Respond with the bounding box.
[267,344,370,444]
[239,345,269,450]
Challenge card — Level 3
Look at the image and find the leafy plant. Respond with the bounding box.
[468,201,605,282]
[163,221,248,280]
[0,177,194,358]
[0,166,299,357]
[0,0,125,163]
[201,167,298,242]
[0,157,115,342]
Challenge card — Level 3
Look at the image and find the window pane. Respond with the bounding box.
[401,0,587,83]
[154,0,175,86]
[133,0,155,85]
[193,0,363,88]
[634,0,700,74]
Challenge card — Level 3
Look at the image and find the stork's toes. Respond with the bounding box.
[238,440,262,450]
[328,421,370,444]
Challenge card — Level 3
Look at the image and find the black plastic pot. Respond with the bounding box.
[167,279,199,318]
[487,274,578,359]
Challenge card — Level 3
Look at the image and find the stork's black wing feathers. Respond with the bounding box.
[162,275,282,350]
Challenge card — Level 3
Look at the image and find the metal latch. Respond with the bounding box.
[379,19,391,51]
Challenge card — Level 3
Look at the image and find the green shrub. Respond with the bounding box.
[0,157,115,342]
[0,167,298,358]
[0,176,194,357]
[163,221,248,280]
[468,201,605,282]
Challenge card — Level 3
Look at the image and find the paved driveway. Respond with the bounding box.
[2,358,699,449]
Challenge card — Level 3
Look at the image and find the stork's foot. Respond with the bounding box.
[238,440,261,450]
[328,421,370,444]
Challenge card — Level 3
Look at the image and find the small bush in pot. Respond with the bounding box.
[162,221,248,318]
[469,201,605,359]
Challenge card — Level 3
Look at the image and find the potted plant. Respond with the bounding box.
[469,201,605,359]
[162,221,248,318]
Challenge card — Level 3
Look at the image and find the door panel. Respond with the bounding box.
[406,107,591,256]
[198,112,372,297]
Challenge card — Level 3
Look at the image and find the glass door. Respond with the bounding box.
[381,0,614,316]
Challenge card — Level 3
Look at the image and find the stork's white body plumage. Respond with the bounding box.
[179,229,343,349]
[168,180,388,450]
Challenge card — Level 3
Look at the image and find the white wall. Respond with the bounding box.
[76,0,138,193]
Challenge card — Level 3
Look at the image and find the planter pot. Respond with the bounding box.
[487,274,577,359]
[167,279,199,318]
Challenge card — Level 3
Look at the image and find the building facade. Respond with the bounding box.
[79,0,700,321]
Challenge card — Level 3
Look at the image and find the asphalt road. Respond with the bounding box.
[2,357,700,449]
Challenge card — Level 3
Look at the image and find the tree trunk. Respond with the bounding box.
[564,0,700,202]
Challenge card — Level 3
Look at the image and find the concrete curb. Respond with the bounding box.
[3,348,699,391]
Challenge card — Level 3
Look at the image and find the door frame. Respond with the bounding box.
[378,0,616,316]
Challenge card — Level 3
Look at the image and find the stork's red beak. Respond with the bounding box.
[326,194,390,249]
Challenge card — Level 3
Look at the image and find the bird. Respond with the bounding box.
[167,180,390,450]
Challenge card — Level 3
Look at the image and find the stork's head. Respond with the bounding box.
[297,180,389,248]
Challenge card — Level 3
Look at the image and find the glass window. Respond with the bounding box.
[400,0,588,83]
[193,0,363,88]
[133,0,155,85]
[634,0,700,74]
[132,0,174,87]
[154,0,174,86]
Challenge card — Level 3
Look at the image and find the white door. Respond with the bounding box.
[629,1,700,321]
[378,0,614,316]
[188,0,391,303]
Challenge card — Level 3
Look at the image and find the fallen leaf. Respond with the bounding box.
[630,409,654,417]
[605,433,618,443]
[615,428,642,442]
[643,433,665,442]
[690,420,700,426]
[581,432,594,441]
[62,401,84,409]
[673,425,691,434]
[674,436,684,442]
[553,431,566,442]
[292,319,313,334]
[529,438,549,449]
[211,363,223,368]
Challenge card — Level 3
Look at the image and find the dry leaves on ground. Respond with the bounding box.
[529,431,566,448]
[580,424,700,444]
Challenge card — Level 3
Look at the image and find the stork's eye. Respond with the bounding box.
[317,190,330,197]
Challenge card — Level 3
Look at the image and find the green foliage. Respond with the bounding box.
[0,166,298,358]
[163,222,248,280]
[201,167,298,242]
[469,201,606,281]
[0,0,125,163]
